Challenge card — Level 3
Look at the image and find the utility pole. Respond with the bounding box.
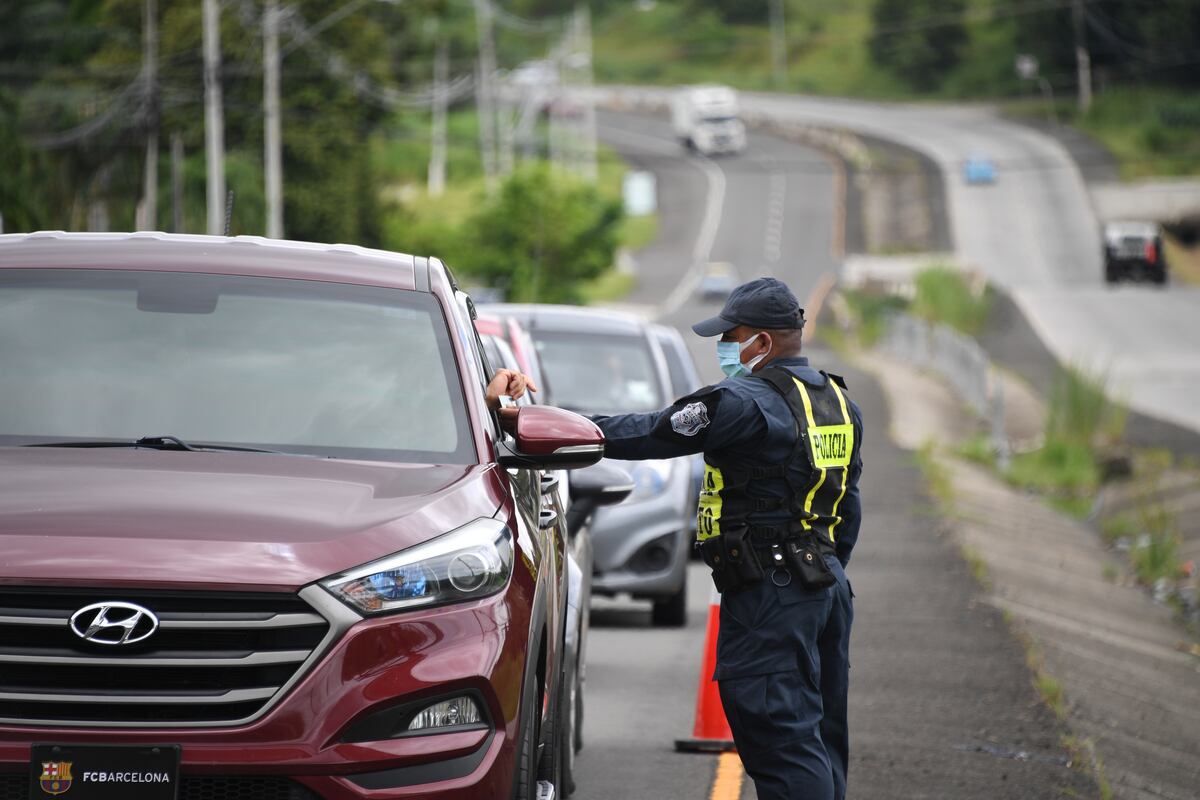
[140,0,158,230]
[202,0,226,235]
[264,0,284,238]
[768,0,787,90]
[171,132,184,232]
[428,31,448,196]
[575,3,596,182]
[1070,0,1093,112]
[473,0,498,191]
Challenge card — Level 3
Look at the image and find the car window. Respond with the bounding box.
[531,330,663,415]
[654,331,700,398]
[0,269,475,463]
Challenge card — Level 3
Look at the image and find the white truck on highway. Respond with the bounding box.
[671,85,746,156]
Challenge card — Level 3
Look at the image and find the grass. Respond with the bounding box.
[1165,234,1200,286]
[910,266,990,336]
[597,145,662,257]
[591,0,1020,101]
[1005,87,1200,179]
[914,441,956,510]
[838,289,908,346]
[620,214,659,253]
[961,545,991,590]
[1036,673,1068,721]
[1007,440,1099,519]
[1002,366,1126,519]
[1060,736,1115,800]
[1123,454,1186,587]
[579,270,637,305]
[1076,88,1200,180]
[956,432,997,467]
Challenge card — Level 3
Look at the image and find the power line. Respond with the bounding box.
[29,76,145,149]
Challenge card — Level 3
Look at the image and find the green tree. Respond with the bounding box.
[868,0,967,92]
[457,165,622,304]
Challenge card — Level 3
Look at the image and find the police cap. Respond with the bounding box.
[691,276,806,337]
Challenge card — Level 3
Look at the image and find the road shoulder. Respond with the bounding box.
[853,348,1200,800]
[816,345,1097,799]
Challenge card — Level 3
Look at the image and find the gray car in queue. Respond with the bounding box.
[481,304,694,627]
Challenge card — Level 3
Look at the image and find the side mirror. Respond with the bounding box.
[569,461,634,507]
[565,460,634,537]
[497,406,605,470]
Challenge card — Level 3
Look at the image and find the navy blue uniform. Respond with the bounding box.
[592,356,864,800]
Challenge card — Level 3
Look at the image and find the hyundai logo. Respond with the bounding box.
[68,601,160,646]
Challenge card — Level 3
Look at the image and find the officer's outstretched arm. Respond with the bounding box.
[591,385,762,461]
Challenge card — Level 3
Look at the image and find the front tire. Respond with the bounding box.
[512,659,540,800]
[652,571,688,627]
[559,660,579,798]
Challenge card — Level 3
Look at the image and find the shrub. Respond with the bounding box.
[910,266,989,335]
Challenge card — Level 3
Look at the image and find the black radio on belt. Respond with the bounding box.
[783,537,836,590]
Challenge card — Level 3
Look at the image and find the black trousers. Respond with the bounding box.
[715,556,853,800]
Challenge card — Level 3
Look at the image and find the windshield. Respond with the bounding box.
[532,330,663,415]
[0,269,473,463]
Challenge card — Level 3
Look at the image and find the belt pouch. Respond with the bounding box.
[697,537,739,593]
[784,536,836,590]
[722,527,764,585]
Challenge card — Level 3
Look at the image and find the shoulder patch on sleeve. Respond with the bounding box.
[651,387,722,446]
[670,401,711,436]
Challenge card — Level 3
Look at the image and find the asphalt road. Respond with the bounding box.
[572,112,1094,800]
[594,87,1200,436]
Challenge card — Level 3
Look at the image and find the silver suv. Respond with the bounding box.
[483,305,694,626]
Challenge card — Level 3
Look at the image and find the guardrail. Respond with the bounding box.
[878,312,1010,468]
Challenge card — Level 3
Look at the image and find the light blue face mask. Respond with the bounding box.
[717,333,768,378]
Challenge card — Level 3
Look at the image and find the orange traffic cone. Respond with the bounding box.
[674,587,737,753]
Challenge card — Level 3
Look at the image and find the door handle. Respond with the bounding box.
[538,508,558,530]
[540,473,561,496]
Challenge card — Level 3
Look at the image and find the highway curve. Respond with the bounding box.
[596,87,1200,436]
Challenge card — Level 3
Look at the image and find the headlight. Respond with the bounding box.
[321,518,513,615]
[627,459,673,503]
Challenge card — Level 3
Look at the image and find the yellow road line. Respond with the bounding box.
[708,752,744,800]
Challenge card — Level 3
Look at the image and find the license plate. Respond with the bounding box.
[30,744,180,800]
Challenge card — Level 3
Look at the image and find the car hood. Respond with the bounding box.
[0,448,503,591]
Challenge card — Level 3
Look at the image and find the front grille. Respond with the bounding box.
[0,587,332,726]
[0,774,323,800]
[1116,236,1148,258]
[180,777,324,800]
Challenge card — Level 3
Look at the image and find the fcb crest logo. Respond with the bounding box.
[40,761,73,796]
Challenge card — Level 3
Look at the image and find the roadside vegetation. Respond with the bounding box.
[376,108,650,303]
[0,1,650,305]
[835,268,1194,614]
[833,265,988,348]
[1006,366,1125,518]
[591,0,1200,178]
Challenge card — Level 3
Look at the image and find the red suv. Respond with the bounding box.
[0,232,609,800]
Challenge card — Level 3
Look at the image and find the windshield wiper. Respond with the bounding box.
[23,436,282,454]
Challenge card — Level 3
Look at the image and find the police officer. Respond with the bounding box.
[582,278,863,800]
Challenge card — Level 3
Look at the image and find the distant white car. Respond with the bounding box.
[672,85,746,156]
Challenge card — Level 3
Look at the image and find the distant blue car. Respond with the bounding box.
[963,155,996,185]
